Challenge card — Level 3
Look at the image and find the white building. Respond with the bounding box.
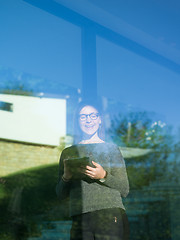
[0,94,66,146]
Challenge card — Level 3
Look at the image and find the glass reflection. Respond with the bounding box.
[56,102,129,239]
[0,0,179,239]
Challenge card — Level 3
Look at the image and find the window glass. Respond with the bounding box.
[0,1,180,240]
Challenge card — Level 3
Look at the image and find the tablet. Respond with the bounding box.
[64,157,94,179]
[64,157,93,169]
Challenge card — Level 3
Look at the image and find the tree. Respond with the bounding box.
[109,111,179,188]
[109,111,180,240]
[2,84,33,96]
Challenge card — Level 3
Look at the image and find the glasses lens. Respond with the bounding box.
[79,114,86,121]
[90,113,99,120]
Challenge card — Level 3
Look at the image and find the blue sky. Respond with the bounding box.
[0,0,180,133]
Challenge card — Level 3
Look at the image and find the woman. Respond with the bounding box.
[56,102,129,240]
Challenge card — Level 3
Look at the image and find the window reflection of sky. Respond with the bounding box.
[0,0,180,132]
[0,2,180,239]
[89,0,180,50]
[0,0,82,89]
[96,36,180,130]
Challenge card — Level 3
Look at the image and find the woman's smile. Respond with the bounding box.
[79,105,101,136]
[85,124,95,128]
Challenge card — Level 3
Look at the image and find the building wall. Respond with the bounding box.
[0,139,61,177]
[0,94,66,146]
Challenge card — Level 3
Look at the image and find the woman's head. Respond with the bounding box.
[79,105,101,136]
[73,101,105,143]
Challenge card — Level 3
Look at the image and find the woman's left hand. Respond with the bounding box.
[83,161,106,179]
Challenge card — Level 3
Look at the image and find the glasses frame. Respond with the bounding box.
[79,112,99,121]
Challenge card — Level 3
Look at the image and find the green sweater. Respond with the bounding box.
[56,143,129,217]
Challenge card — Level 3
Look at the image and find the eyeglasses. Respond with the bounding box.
[79,113,99,121]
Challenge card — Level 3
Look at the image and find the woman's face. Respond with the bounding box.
[79,105,101,136]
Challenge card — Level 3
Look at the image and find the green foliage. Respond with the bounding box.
[109,111,173,150]
[0,164,70,239]
[1,85,33,96]
[110,111,180,239]
[110,112,180,189]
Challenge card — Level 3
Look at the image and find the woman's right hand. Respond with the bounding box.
[63,159,72,180]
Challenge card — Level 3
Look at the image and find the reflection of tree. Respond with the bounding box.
[109,111,179,187]
[0,66,34,96]
[109,111,180,240]
[0,66,79,97]
[109,111,170,149]
[2,84,33,96]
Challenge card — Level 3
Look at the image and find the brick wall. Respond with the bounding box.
[0,139,61,177]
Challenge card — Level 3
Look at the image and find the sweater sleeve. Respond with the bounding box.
[102,145,129,197]
[55,149,72,201]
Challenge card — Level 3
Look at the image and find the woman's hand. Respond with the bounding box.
[83,161,106,179]
[63,159,72,180]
